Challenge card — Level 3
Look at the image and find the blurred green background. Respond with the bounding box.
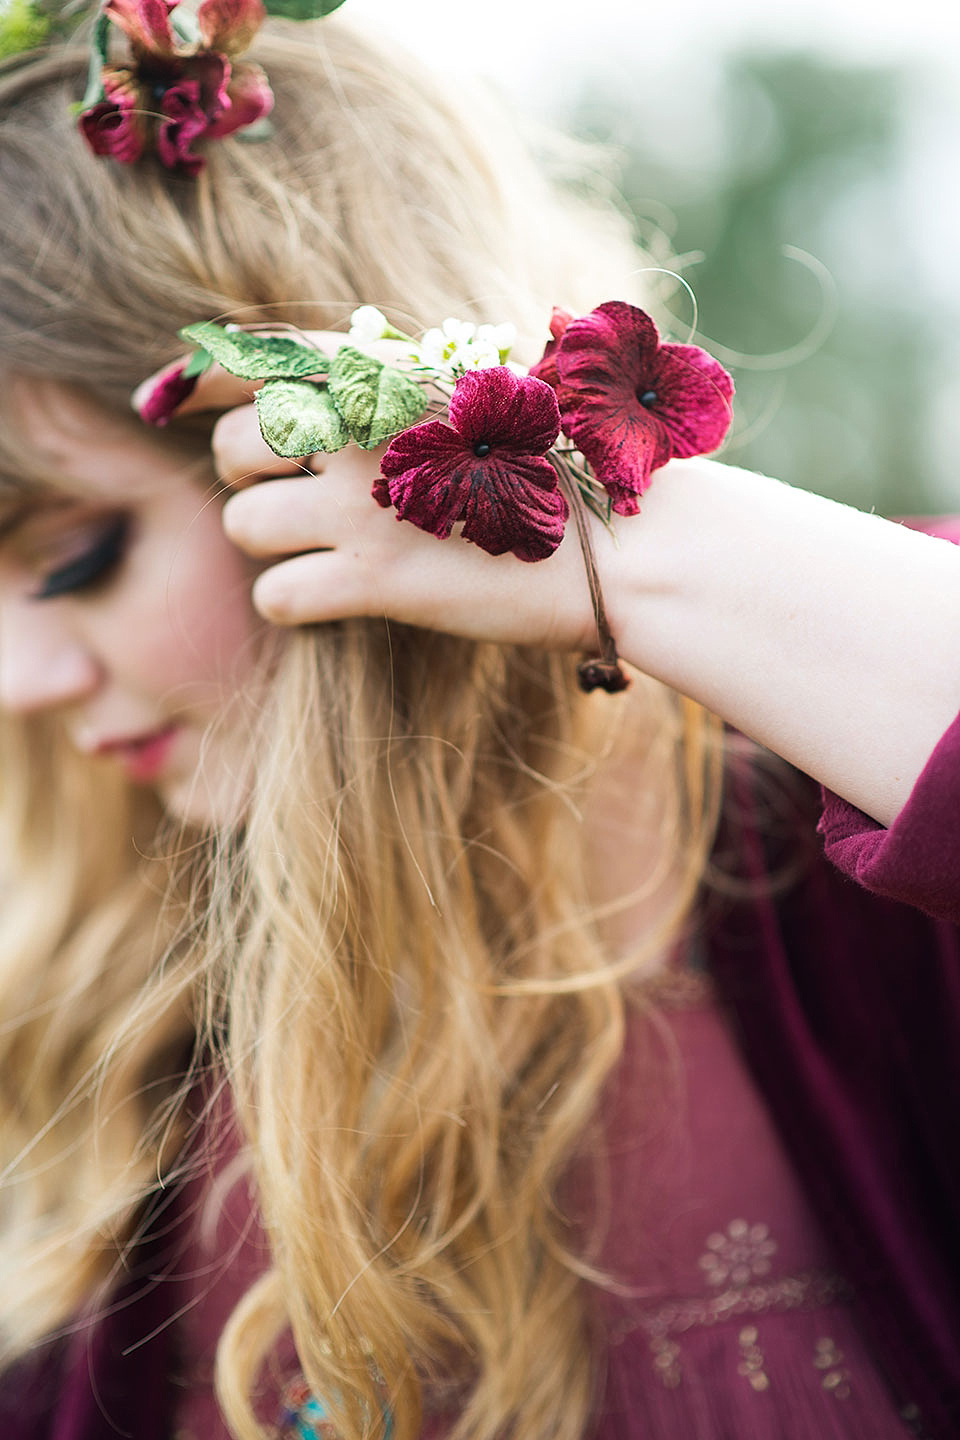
[356,0,957,517]
[567,52,939,514]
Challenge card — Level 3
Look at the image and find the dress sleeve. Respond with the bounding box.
[818,712,960,924]
[817,515,960,925]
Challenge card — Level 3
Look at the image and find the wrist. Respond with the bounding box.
[591,456,720,682]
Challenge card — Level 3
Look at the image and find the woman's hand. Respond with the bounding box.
[137,348,600,653]
[136,343,960,828]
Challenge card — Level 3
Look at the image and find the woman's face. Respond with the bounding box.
[0,379,262,825]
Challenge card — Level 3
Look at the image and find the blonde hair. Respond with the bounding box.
[0,23,725,1440]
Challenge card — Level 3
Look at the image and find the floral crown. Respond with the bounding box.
[141,302,735,691]
[17,0,342,174]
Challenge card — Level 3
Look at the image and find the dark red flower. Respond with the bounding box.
[104,0,178,50]
[534,301,734,516]
[78,0,273,175]
[154,54,233,173]
[135,358,200,425]
[80,67,148,164]
[527,305,574,390]
[375,367,568,562]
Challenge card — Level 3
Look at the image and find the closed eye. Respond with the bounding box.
[34,514,131,599]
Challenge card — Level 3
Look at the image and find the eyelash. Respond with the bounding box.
[34,515,131,600]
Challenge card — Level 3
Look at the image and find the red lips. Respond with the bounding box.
[95,724,180,782]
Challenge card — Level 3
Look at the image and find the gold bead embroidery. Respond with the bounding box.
[699,1220,778,1288]
[631,1267,847,1340]
[813,1336,851,1399]
[625,1217,853,1406]
[649,1335,683,1389]
[737,1324,771,1392]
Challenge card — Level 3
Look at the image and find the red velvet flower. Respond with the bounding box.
[532,301,734,516]
[81,66,148,164]
[79,0,273,175]
[135,358,200,425]
[527,305,574,390]
[375,367,568,562]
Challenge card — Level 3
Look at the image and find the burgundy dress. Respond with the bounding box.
[6,622,960,1438]
[173,970,923,1440]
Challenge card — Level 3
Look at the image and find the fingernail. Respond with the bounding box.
[132,362,198,426]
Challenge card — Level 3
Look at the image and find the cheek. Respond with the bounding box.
[106,508,261,706]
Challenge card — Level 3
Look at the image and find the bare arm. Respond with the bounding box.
[599,458,960,827]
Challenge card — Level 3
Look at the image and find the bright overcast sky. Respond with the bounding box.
[346,0,960,313]
[346,0,959,110]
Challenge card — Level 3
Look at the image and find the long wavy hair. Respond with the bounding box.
[0,22,725,1440]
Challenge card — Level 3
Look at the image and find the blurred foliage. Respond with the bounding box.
[0,0,52,57]
[569,53,938,514]
[0,0,91,59]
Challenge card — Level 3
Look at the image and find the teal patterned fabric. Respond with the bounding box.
[279,1378,393,1439]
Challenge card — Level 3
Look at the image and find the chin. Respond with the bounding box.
[159,772,248,829]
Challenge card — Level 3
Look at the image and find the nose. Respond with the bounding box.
[0,594,103,716]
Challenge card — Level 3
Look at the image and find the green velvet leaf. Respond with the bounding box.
[178,322,328,381]
[182,347,214,380]
[328,346,428,450]
[170,6,200,45]
[235,117,275,144]
[76,8,110,110]
[255,380,349,458]
[262,0,347,17]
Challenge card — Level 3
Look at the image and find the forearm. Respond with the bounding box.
[601,458,960,827]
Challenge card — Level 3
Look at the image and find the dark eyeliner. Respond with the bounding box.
[34,514,131,600]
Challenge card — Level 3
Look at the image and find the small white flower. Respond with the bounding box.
[414,326,449,369]
[447,339,501,373]
[412,316,512,375]
[440,317,477,346]
[348,305,390,344]
[476,322,517,361]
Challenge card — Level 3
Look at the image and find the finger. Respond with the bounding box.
[131,357,261,422]
[222,475,343,556]
[211,405,323,490]
[250,537,575,643]
[176,362,263,415]
[247,512,598,649]
[252,549,381,626]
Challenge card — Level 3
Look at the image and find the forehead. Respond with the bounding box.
[0,377,207,512]
[7,379,154,496]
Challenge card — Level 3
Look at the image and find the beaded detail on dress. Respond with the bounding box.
[278,1381,339,1438]
[276,1372,393,1439]
[586,985,917,1438]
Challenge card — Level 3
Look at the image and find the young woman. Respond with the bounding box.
[0,12,959,1440]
